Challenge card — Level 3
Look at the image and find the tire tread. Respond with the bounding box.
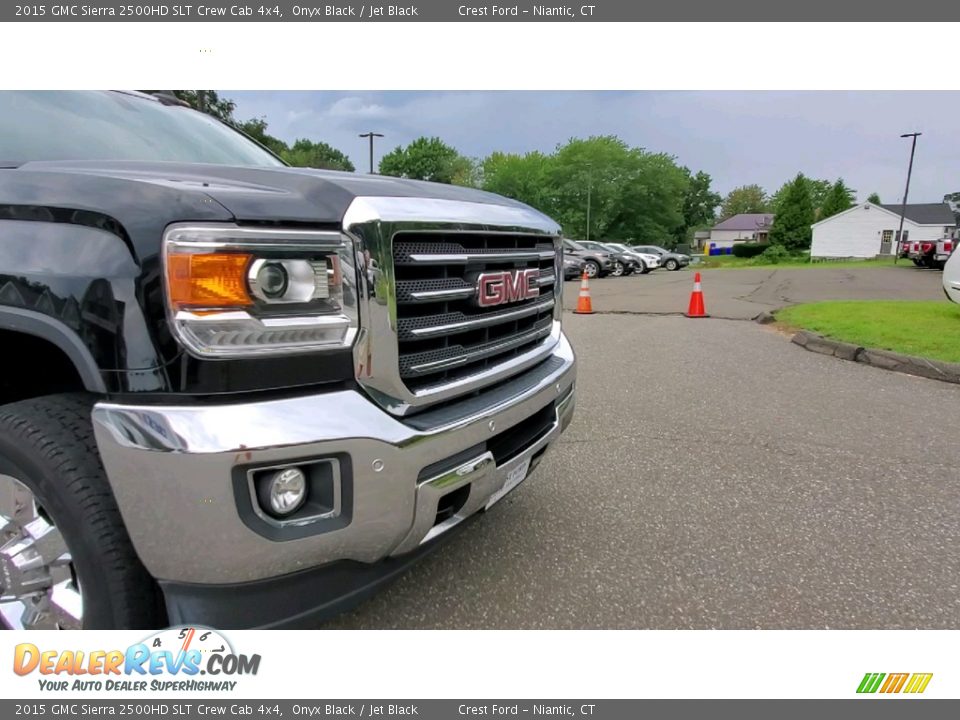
[0,393,159,628]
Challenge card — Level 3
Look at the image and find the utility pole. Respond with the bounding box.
[584,167,593,241]
[894,132,921,263]
[359,132,383,174]
[586,177,592,241]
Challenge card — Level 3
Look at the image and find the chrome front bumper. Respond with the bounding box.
[91,334,576,586]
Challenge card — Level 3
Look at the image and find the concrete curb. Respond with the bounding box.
[789,330,960,385]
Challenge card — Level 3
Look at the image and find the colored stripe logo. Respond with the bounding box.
[857,672,933,694]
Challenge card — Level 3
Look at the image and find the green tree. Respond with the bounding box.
[720,185,768,219]
[607,151,688,242]
[379,137,475,185]
[867,192,881,204]
[282,138,355,171]
[679,169,721,242]
[768,173,815,252]
[771,177,831,217]
[481,151,554,211]
[162,90,237,122]
[482,138,692,243]
[819,179,855,220]
[449,156,481,187]
[944,192,960,226]
[546,136,688,243]
[236,117,289,157]
[144,92,355,171]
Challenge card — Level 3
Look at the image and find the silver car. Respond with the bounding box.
[631,245,691,272]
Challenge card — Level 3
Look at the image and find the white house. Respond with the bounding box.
[707,213,774,249]
[811,202,956,258]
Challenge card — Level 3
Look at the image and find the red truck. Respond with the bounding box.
[907,238,954,269]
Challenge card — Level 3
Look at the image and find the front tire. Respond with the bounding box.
[665,259,679,271]
[583,260,600,278]
[610,261,624,277]
[0,394,161,629]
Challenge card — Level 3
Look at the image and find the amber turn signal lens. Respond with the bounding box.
[167,252,253,309]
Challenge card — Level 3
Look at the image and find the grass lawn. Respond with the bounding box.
[696,255,898,270]
[776,300,960,363]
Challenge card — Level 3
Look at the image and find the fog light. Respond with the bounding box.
[261,468,307,516]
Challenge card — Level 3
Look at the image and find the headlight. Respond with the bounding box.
[163,224,358,358]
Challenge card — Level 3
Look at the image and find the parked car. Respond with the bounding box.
[563,254,586,280]
[631,244,691,271]
[563,238,614,278]
[603,242,661,274]
[908,239,954,269]
[576,240,640,276]
[943,243,959,303]
[0,90,577,629]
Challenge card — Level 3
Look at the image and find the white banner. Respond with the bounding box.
[1,630,953,699]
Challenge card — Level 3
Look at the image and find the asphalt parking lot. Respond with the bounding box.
[563,264,947,318]
[326,271,960,628]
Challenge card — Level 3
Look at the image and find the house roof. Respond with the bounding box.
[712,213,775,231]
[879,203,956,226]
[812,202,957,229]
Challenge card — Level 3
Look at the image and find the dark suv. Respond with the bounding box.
[576,240,641,276]
[563,238,614,278]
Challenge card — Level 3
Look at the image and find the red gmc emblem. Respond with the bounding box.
[476,269,540,307]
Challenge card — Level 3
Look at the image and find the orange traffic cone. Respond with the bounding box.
[574,270,595,314]
[685,272,709,318]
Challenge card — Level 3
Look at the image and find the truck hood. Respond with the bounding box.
[13,160,533,225]
[4,160,554,262]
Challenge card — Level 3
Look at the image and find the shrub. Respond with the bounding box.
[750,244,791,265]
[732,242,770,258]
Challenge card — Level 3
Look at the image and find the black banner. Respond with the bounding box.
[3,0,959,21]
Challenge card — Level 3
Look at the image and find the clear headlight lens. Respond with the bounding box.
[163,224,358,358]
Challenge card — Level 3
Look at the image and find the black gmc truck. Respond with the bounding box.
[0,91,576,629]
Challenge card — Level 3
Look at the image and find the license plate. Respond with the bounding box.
[485,457,531,509]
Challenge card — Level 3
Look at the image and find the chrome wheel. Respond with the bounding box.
[584,261,599,278]
[0,474,82,629]
[611,261,624,277]
[665,259,678,271]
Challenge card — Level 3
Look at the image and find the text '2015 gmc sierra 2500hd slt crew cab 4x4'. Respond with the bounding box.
[0,91,576,629]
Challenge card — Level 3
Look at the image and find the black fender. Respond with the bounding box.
[0,217,168,394]
[0,306,106,393]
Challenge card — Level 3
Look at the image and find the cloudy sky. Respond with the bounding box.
[228,91,959,203]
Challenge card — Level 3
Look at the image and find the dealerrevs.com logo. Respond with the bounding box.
[857,673,933,695]
[13,627,261,693]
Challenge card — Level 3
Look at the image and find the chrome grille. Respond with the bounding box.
[393,232,558,393]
